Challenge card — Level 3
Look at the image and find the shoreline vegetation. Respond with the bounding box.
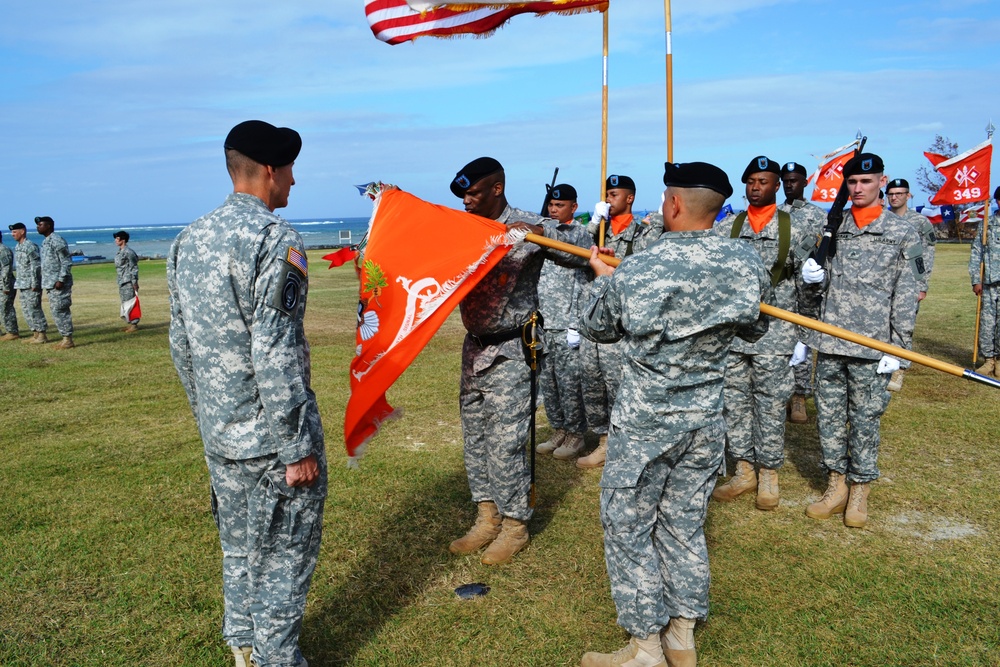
[0,245,997,666]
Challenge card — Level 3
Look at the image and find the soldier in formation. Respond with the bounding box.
[9,222,46,342]
[36,215,75,349]
[0,230,17,340]
[113,230,141,332]
[970,186,1000,378]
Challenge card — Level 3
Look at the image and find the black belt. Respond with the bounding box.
[468,326,523,348]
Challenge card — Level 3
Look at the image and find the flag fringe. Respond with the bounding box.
[433,2,605,14]
[346,407,405,469]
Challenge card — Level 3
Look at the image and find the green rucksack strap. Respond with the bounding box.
[730,212,747,239]
[731,210,793,287]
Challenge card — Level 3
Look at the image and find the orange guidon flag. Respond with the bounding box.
[810,151,854,204]
[344,188,520,463]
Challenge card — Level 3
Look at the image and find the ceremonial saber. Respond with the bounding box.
[524,233,1000,389]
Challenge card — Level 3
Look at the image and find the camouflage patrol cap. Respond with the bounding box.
[224,120,301,167]
[663,161,733,198]
[741,156,780,183]
[451,157,503,197]
[842,153,884,178]
[549,183,577,201]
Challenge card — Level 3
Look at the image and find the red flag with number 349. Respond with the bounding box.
[927,139,993,206]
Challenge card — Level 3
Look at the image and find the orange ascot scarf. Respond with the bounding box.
[610,213,633,235]
[851,204,882,229]
[746,203,776,234]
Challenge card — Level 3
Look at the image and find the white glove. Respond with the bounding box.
[593,202,611,221]
[801,258,825,284]
[877,355,900,374]
[789,342,808,366]
[566,329,581,349]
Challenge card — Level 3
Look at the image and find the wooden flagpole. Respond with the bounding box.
[664,0,673,162]
[598,8,609,247]
[522,232,1000,389]
[972,120,995,365]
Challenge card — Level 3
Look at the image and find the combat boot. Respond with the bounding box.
[660,617,697,667]
[844,482,871,528]
[711,460,756,502]
[55,336,75,349]
[581,635,666,667]
[29,331,48,344]
[449,501,501,555]
[887,369,905,392]
[577,434,607,469]
[789,394,808,424]
[976,358,996,376]
[553,433,585,460]
[124,323,139,334]
[480,516,529,565]
[0,332,19,341]
[805,471,848,520]
[756,468,779,511]
[537,428,566,455]
[231,646,252,667]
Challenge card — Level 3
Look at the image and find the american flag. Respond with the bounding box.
[365,1,606,45]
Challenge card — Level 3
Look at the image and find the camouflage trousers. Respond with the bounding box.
[814,353,891,484]
[45,286,73,336]
[460,354,533,521]
[722,352,793,470]
[978,283,1000,358]
[206,451,327,667]
[792,347,815,396]
[538,329,586,434]
[579,337,622,435]
[1,290,17,335]
[119,283,140,324]
[599,418,725,636]
[18,288,46,332]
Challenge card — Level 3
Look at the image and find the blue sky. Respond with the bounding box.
[2,0,999,228]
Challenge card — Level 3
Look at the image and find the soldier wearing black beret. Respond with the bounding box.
[886,176,936,317]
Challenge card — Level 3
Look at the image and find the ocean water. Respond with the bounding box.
[1,217,372,262]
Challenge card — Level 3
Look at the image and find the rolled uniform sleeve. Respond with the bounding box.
[580,274,625,344]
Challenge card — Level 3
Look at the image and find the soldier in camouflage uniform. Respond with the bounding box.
[710,157,822,511]
[535,183,589,460]
[579,162,770,667]
[969,186,1000,378]
[113,230,141,332]
[779,161,827,422]
[446,157,592,566]
[577,175,663,470]
[0,230,18,340]
[35,216,74,349]
[167,120,325,667]
[9,222,47,342]
[800,153,923,529]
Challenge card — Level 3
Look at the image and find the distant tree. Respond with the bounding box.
[915,134,958,198]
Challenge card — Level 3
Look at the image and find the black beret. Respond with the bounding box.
[780,161,807,177]
[8,222,26,231]
[606,174,636,192]
[663,161,733,199]
[886,178,909,191]
[113,230,130,242]
[741,156,781,183]
[224,120,301,167]
[549,183,577,201]
[994,185,1000,200]
[451,157,503,197]
[34,216,53,224]
[842,153,884,178]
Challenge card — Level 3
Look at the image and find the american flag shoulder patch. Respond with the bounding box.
[286,247,308,276]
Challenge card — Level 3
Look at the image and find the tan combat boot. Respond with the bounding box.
[661,617,697,667]
[553,433,586,460]
[756,468,779,511]
[789,394,808,424]
[805,471,849,520]
[29,331,48,344]
[711,460,756,502]
[124,323,139,333]
[582,635,666,667]
[481,516,529,565]
[577,434,607,469]
[887,369,905,392]
[449,501,501,555]
[844,482,871,528]
[537,428,566,455]
[55,336,75,349]
[231,646,253,667]
[976,358,996,376]
[0,332,19,341]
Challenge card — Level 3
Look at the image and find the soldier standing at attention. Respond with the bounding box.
[535,183,590,460]
[577,174,662,470]
[447,157,592,565]
[710,156,821,511]
[35,216,74,349]
[113,230,141,332]
[168,120,325,667]
[0,230,18,340]
[779,161,825,422]
[579,162,770,667]
[9,222,47,343]
[800,153,924,528]
[969,186,1000,378]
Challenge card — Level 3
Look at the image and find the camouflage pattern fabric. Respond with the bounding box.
[970,214,1000,357]
[14,238,46,332]
[900,209,936,293]
[45,286,73,336]
[116,244,140,323]
[41,233,74,337]
[0,243,17,335]
[459,206,591,520]
[791,350,814,396]
[579,228,770,635]
[167,192,326,667]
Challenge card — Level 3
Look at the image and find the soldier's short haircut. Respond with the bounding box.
[678,187,725,220]
[225,148,264,181]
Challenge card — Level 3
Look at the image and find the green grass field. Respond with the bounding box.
[0,244,997,666]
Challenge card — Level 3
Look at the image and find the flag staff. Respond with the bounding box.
[973,119,995,365]
[598,8,609,246]
[664,0,673,162]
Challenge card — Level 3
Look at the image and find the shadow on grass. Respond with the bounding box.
[784,403,826,493]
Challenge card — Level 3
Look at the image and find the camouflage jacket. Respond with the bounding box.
[167,192,324,463]
[0,244,13,291]
[804,209,922,360]
[579,229,770,445]
[40,232,73,289]
[13,239,41,290]
[115,245,140,286]
[537,223,589,331]
[899,208,936,292]
[969,214,1000,286]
